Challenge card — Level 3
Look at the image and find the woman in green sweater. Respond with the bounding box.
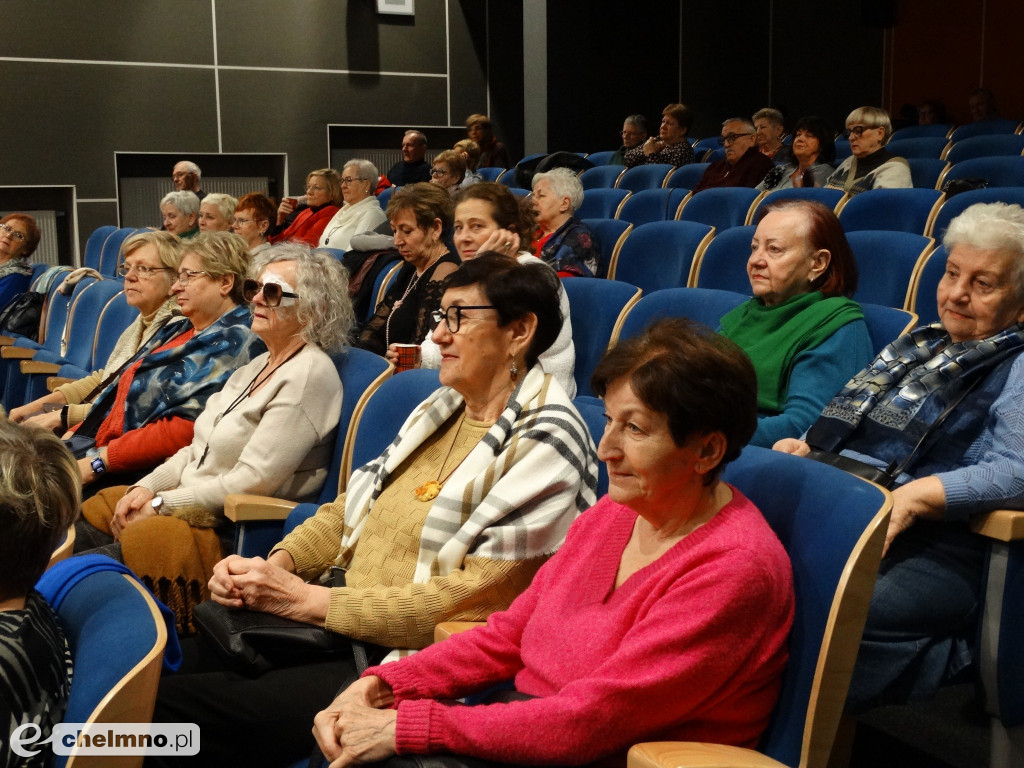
[719,199,873,447]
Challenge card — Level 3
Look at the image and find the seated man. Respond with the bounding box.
[386,130,431,186]
[693,118,775,193]
[753,107,791,163]
[171,160,206,201]
[609,114,647,165]
[0,421,80,761]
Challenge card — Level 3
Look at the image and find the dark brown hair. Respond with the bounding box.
[453,182,537,243]
[663,103,694,133]
[591,318,757,482]
[444,252,562,368]
[755,198,859,298]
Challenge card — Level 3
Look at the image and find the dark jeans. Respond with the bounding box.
[846,519,988,712]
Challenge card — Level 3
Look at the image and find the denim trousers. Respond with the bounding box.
[846,519,989,712]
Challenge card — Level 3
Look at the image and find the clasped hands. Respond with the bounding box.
[208,551,329,624]
[109,486,159,540]
[313,676,398,768]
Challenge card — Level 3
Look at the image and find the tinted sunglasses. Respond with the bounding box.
[242,278,299,307]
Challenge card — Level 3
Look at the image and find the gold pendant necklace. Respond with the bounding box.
[414,411,467,502]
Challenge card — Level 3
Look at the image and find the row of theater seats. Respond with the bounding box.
[35,222,1024,768]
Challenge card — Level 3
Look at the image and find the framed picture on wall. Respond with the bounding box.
[377,0,414,15]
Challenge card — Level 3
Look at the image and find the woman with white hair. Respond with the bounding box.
[531,167,602,278]
[198,193,238,232]
[161,190,201,238]
[78,242,354,631]
[776,202,1024,711]
[825,106,912,196]
[318,159,387,251]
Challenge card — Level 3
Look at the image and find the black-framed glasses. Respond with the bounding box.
[718,132,754,145]
[845,125,875,138]
[118,263,174,279]
[431,305,497,333]
[429,168,450,177]
[0,222,26,242]
[242,278,300,307]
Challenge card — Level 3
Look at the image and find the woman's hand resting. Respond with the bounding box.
[208,554,330,624]
[313,676,398,767]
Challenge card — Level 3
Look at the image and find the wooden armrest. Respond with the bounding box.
[628,742,787,768]
[223,494,298,523]
[970,509,1024,542]
[0,346,35,359]
[433,621,485,643]
[20,360,61,375]
[0,335,14,346]
[47,376,75,392]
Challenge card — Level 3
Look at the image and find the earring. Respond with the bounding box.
[509,354,518,382]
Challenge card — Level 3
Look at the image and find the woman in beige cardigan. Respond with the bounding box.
[10,230,182,430]
[77,243,355,631]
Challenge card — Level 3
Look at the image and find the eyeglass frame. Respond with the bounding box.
[0,222,26,242]
[175,269,211,286]
[118,263,174,279]
[242,278,300,308]
[431,305,497,334]
[339,176,368,186]
[718,132,755,146]
[844,124,880,139]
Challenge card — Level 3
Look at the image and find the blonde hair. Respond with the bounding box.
[184,231,251,304]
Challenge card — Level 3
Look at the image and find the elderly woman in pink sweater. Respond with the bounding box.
[313,318,795,767]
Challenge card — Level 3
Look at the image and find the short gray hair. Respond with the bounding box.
[176,160,201,178]
[250,243,355,352]
[722,117,756,133]
[752,108,784,127]
[161,190,201,218]
[532,167,584,214]
[343,159,379,185]
[405,130,427,147]
[202,193,238,222]
[944,202,1024,297]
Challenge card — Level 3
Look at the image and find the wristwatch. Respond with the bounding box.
[85,447,106,476]
[151,496,168,516]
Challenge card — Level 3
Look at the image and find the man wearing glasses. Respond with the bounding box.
[385,130,431,187]
[171,160,207,201]
[693,118,774,193]
[609,114,648,165]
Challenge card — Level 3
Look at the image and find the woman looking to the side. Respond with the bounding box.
[231,193,276,256]
[719,199,873,447]
[161,191,200,239]
[198,193,238,233]
[318,160,387,251]
[10,231,182,432]
[392,182,577,397]
[314,318,793,767]
[531,167,602,278]
[624,103,696,168]
[270,169,343,247]
[0,213,40,309]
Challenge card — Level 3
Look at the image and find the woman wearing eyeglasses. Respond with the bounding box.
[75,243,353,632]
[317,159,387,251]
[10,231,183,432]
[826,106,912,196]
[270,168,344,247]
[66,232,261,506]
[0,213,41,309]
[152,253,597,766]
[231,193,277,256]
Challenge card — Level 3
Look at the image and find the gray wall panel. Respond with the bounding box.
[215,0,447,73]
[4,0,214,63]
[0,62,219,198]
[218,69,448,192]
[447,0,489,126]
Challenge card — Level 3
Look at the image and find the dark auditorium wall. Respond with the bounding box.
[544,0,885,151]
[883,0,1024,125]
[0,0,518,255]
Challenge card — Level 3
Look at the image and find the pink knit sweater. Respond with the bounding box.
[365,488,795,766]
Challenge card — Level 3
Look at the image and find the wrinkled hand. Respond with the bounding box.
[207,555,322,621]
[9,402,41,424]
[314,697,398,768]
[884,477,945,557]
[772,438,811,456]
[111,487,157,539]
[478,228,521,257]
